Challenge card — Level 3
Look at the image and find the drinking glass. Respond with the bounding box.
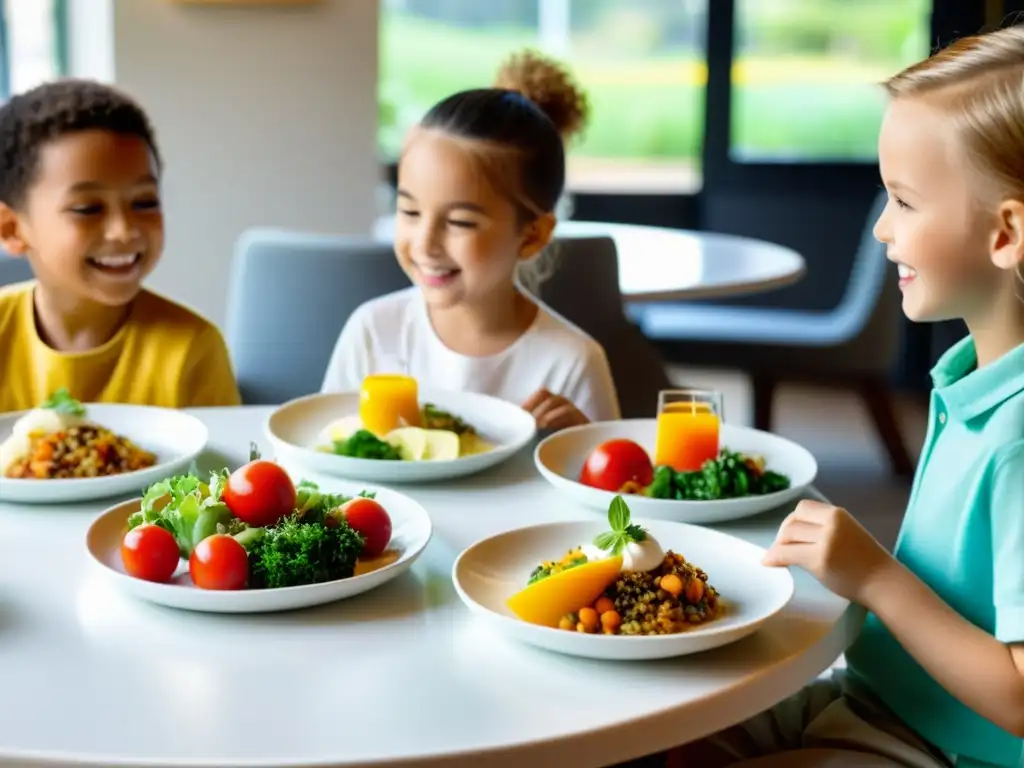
[654,389,724,472]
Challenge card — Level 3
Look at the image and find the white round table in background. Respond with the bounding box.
[0,407,858,768]
[372,216,807,302]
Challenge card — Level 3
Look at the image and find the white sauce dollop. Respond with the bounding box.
[581,534,665,573]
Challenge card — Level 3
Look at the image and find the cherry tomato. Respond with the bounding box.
[578,439,654,492]
[189,534,249,590]
[341,498,392,559]
[222,460,296,528]
[121,524,180,583]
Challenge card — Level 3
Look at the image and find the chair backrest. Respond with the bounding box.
[226,228,410,405]
[0,253,32,288]
[528,236,672,418]
[829,191,902,363]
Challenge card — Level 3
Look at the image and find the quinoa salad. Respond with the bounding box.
[1,390,157,480]
[506,496,724,637]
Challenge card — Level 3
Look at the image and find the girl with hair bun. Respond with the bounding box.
[322,50,620,429]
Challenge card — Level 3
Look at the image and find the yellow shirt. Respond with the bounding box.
[0,281,241,413]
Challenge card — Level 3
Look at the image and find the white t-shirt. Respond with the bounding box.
[320,287,621,422]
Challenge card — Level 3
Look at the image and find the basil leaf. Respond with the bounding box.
[608,495,630,532]
[593,531,620,551]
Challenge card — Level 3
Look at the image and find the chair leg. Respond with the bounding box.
[858,378,915,478]
[752,374,777,432]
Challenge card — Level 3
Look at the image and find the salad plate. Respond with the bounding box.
[85,458,432,613]
[0,393,207,505]
[266,387,536,483]
[452,498,794,660]
[534,419,817,524]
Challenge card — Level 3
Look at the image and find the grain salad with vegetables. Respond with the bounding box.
[505,496,724,636]
[0,389,157,480]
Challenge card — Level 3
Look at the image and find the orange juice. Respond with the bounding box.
[654,402,720,471]
[359,375,421,436]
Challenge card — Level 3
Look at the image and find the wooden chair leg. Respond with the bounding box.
[859,378,915,479]
[752,374,777,432]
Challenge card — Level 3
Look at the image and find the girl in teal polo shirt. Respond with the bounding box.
[681,24,1024,768]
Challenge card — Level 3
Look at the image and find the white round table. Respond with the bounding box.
[372,216,807,302]
[0,407,859,768]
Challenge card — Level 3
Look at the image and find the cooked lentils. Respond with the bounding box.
[4,425,157,479]
[605,552,721,636]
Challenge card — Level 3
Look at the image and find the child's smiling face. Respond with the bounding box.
[4,128,164,308]
[393,129,551,310]
[874,98,1005,323]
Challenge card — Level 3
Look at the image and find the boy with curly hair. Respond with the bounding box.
[0,79,241,411]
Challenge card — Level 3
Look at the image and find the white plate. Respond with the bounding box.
[266,390,537,483]
[0,405,208,505]
[453,519,794,661]
[534,419,817,524]
[85,477,432,613]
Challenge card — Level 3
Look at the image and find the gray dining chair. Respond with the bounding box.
[0,253,32,287]
[526,236,673,419]
[225,229,410,405]
[631,192,913,476]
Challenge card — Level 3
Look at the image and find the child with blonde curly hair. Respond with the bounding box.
[678,23,1024,768]
[322,51,620,429]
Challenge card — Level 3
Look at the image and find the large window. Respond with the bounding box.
[730,0,931,162]
[380,0,708,193]
[1,0,62,100]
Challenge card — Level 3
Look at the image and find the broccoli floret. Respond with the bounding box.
[643,465,676,499]
[331,430,401,461]
[246,515,364,589]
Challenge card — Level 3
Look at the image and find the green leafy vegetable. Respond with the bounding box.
[127,470,234,558]
[593,496,647,555]
[246,514,364,589]
[41,388,85,417]
[331,429,402,461]
[643,450,791,501]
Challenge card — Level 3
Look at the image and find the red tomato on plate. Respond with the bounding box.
[189,534,249,590]
[341,498,392,559]
[578,439,654,492]
[121,524,180,583]
[222,460,296,528]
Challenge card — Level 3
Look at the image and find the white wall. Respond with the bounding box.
[68,0,380,328]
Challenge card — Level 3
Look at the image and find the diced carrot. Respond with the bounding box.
[660,573,684,597]
[594,596,615,615]
[578,607,600,632]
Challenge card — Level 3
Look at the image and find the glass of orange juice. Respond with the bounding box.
[654,389,724,472]
[359,374,422,436]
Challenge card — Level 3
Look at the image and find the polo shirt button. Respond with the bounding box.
[939,412,947,424]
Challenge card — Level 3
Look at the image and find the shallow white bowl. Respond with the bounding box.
[453,519,794,661]
[534,419,817,524]
[265,390,537,483]
[0,404,208,505]
[85,478,432,613]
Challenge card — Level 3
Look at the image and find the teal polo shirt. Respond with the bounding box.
[846,336,1024,767]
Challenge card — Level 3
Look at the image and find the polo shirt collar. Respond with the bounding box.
[931,335,1024,421]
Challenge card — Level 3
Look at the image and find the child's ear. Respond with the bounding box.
[519,212,556,260]
[0,202,29,257]
[991,198,1024,272]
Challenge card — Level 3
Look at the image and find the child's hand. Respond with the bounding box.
[762,499,896,606]
[522,389,590,431]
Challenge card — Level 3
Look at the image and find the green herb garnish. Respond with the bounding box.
[421,403,475,436]
[41,388,85,417]
[593,496,647,555]
[527,551,588,585]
